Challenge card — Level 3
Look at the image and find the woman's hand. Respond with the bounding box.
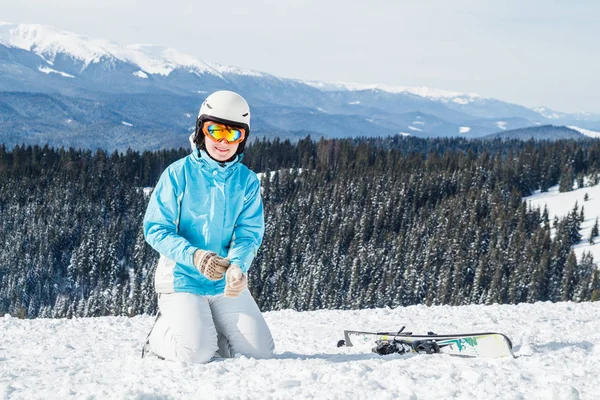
[194,250,229,280]
[225,264,247,298]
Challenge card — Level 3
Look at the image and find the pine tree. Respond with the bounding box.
[590,218,599,244]
[561,251,577,301]
[559,166,574,192]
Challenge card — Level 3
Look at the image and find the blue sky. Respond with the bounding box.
[2,0,599,113]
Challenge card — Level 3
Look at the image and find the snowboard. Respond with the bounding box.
[339,329,514,358]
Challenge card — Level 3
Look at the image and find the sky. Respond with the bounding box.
[1,0,599,113]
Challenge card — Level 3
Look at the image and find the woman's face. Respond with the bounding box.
[204,137,240,162]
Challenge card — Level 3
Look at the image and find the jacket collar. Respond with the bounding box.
[193,149,243,171]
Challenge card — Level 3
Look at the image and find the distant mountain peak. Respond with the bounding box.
[0,22,110,67]
[300,80,483,103]
[533,106,564,120]
[532,107,600,122]
[0,22,263,77]
[128,44,265,78]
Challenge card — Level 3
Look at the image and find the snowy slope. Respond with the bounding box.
[568,126,600,139]
[1,302,599,399]
[525,182,600,264]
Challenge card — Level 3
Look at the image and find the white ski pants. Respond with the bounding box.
[148,289,274,363]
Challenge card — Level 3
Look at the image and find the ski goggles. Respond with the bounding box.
[201,120,246,145]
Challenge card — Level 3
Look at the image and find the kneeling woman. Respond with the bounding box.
[142,90,274,363]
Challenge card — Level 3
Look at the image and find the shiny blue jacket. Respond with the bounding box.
[143,149,264,295]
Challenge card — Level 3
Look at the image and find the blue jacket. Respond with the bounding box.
[143,150,264,295]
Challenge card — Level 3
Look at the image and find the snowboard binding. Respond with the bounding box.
[372,339,440,356]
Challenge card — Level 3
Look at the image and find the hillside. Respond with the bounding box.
[526,182,600,263]
[483,125,584,141]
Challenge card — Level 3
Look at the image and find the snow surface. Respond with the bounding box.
[1,301,598,399]
[459,126,471,134]
[451,98,470,105]
[496,121,507,130]
[37,66,75,78]
[525,182,600,264]
[133,70,148,79]
[568,126,600,139]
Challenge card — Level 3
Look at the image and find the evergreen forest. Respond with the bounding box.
[0,136,599,319]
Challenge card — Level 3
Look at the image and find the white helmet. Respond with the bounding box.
[194,90,251,155]
[197,90,250,129]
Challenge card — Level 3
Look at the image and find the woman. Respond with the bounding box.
[142,90,274,363]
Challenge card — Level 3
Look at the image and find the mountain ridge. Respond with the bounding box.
[1,22,599,150]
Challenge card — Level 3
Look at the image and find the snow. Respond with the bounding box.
[452,97,470,105]
[533,107,563,120]
[525,182,600,264]
[133,70,148,79]
[408,126,422,132]
[0,22,261,78]
[37,65,75,78]
[121,121,133,127]
[496,121,507,130]
[257,168,304,182]
[459,126,471,134]
[1,301,598,399]
[568,126,600,138]
[300,80,482,103]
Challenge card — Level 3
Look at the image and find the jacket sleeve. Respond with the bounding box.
[228,176,265,273]
[143,167,197,267]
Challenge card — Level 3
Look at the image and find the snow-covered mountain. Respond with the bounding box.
[2,301,599,399]
[302,80,483,104]
[1,22,599,151]
[0,22,264,78]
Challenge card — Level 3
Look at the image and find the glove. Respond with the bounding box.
[194,250,229,280]
[225,264,247,298]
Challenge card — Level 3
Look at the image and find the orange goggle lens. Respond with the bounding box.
[202,121,246,144]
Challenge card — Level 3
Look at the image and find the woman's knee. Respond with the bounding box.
[252,338,275,359]
[156,292,218,363]
[174,340,217,364]
[236,331,275,359]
